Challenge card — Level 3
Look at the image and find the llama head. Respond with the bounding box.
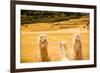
[59,41,66,48]
[39,33,47,42]
[73,32,81,42]
[75,34,81,42]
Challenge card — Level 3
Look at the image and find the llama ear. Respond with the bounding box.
[40,33,47,37]
[60,41,66,44]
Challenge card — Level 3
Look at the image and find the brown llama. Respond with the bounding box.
[73,34,83,60]
[39,34,50,62]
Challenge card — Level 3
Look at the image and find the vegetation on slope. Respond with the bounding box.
[21,10,89,25]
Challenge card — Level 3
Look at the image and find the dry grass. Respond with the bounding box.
[20,16,90,63]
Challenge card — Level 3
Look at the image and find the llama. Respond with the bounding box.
[39,34,50,62]
[71,34,83,60]
[59,41,68,61]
